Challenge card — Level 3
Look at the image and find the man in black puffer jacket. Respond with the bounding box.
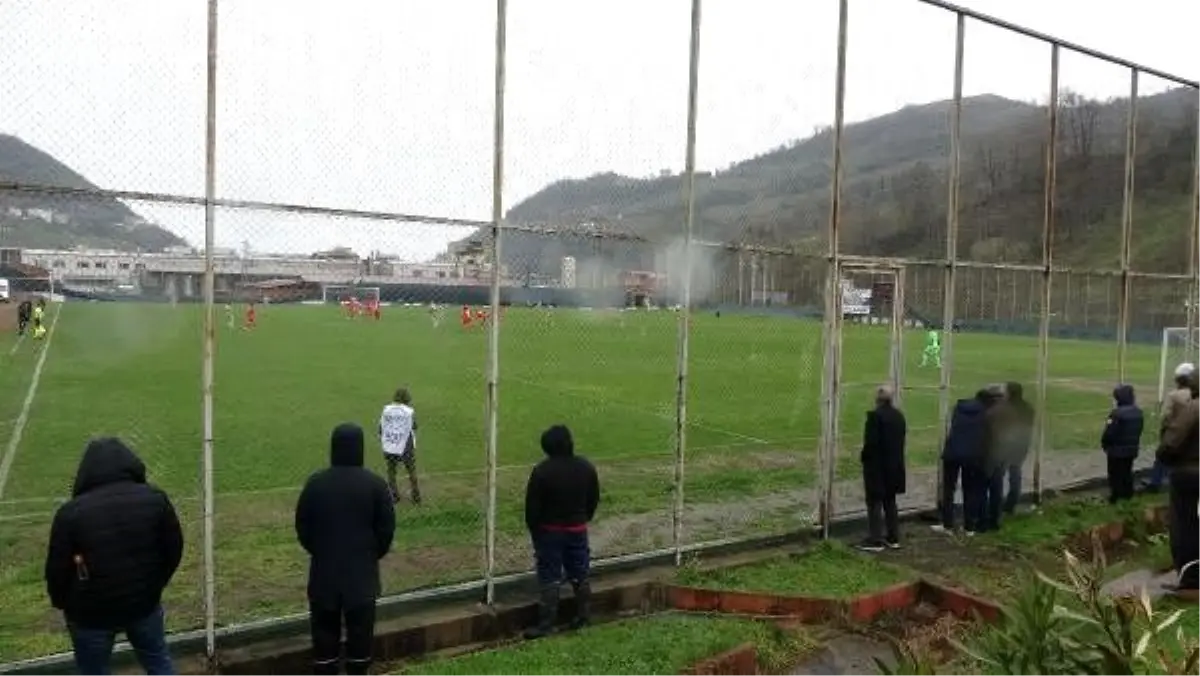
[1101,384,1144,503]
[45,438,184,675]
[523,425,600,640]
[296,423,395,675]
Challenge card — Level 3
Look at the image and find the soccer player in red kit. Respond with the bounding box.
[370,299,381,321]
[461,305,472,328]
[244,303,257,329]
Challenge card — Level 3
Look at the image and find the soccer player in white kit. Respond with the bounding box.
[378,388,421,505]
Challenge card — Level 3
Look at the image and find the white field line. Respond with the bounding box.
[0,303,61,500]
[7,332,25,356]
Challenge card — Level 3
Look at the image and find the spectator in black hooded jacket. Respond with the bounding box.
[523,425,600,640]
[1101,384,1144,503]
[45,438,183,676]
[295,423,395,675]
[935,389,998,534]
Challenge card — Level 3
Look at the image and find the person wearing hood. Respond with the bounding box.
[1101,384,1144,503]
[522,425,600,640]
[295,423,396,675]
[934,388,997,534]
[44,438,183,675]
[990,382,1035,515]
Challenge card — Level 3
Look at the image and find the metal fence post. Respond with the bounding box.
[483,0,508,606]
[1189,116,1199,345]
[672,0,703,566]
[935,12,965,515]
[817,0,849,538]
[1116,69,1138,383]
[201,0,220,667]
[1034,44,1061,505]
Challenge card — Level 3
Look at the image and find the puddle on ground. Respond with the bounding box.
[790,633,894,675]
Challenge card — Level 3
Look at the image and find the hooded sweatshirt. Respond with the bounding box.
[1101,384,1144,459]
[295,423,396,609]
[942,396,991,464]
[44,438,184,629]
[524,425,601,534]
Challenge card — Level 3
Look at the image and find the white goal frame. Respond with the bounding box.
[321,284,381,304]
[1158,325,1200,407]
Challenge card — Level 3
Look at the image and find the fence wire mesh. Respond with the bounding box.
[0,0,1196,665]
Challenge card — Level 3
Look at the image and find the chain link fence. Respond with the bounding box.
[0,0,1196,667]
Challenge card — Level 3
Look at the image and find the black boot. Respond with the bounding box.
[569,580,591,630]
[523,585,559,640]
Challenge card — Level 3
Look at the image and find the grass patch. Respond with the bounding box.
[677,540,915,598]
[397,613,812,675]
[986,491,1164,549]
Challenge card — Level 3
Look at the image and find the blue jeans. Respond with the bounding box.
[533,530,590,586]
[1003,463,1023,513]
[68,605,174,675]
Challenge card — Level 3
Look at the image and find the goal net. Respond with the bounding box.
[1158,326,1200,406]
[321,284,381,304]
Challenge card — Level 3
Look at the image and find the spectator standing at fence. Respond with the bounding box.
[857,385,907,552]
[934,388,997,535]
[45,438,184,675]
[1146,363,1197,493]
[991,382,1036,515]
[1101,384,1144,504]
[523,425,601,640]
[378,387,421,505]
[1157,367,1199,593]
[295,423,396,675]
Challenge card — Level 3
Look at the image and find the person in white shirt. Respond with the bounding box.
[378,388,421,505]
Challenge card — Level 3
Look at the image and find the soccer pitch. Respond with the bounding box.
[0,302,1161,660]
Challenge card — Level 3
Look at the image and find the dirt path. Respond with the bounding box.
[588,450,1151,556]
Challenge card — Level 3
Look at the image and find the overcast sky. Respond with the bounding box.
[1,0,1196,260]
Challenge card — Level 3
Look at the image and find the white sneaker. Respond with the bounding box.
[930,524,948,533]
[965,530,977,537]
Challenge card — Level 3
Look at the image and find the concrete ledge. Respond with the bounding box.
[683,643,758,675]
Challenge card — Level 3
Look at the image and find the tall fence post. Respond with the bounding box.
[1189,120,1199,344]
[1116,69,1138,383]
[201,0,220,667]
[483,0,508,606]
[817,0,849,538]
[935,11,964,517]
[671,0,703,565]
[1034,43,1061,505]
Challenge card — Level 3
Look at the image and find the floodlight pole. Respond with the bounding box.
[201,0,219,668]
[672,0,703,565]
[1116,69,1138,383]
[1033,44,1061,506]
[935,12,964,515]
[483,0,508,606]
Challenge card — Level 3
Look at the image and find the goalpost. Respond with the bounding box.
[1158,325,1200,406]
[321,284,381,304]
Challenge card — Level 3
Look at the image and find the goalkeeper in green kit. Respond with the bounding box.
[920,329,942,367]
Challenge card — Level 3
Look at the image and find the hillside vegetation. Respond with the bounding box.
[492,89,1197,280]
[0,134,185,251]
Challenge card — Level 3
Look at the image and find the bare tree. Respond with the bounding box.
[1059,89,1101,165]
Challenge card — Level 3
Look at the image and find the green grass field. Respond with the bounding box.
[0,301,1163,661]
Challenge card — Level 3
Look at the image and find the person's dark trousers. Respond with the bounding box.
[982,466,1006,532]
[68,605,174,675]
[866,493,899,544]
[1147,458,1169,491]
[1167,471,1199,590]
[939,458,964,529]
[385,452,421,505]
[961,464,987,533]
[309,603,377,675]
[527,529,591,638]
[1003,462,1023,514]
[1107,456,1136,503]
